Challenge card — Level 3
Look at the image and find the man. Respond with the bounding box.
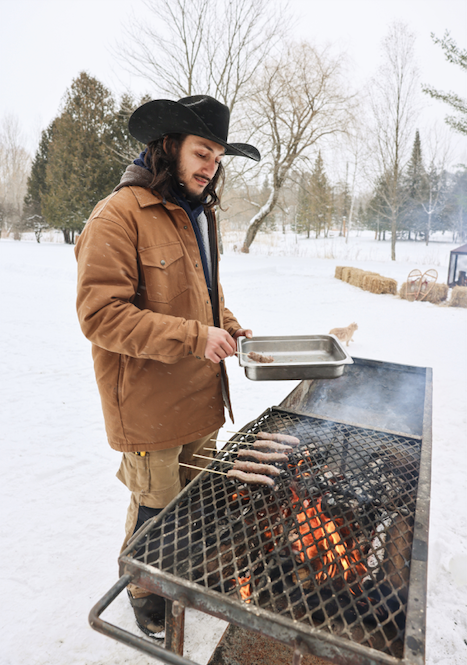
[75,95,260,638]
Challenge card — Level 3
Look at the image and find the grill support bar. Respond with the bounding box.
[88,574,196,665]
[166,599,186,656]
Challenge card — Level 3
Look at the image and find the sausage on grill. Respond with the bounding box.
[237,449,288,464]
[227,469,275,487]
[256,431,300,446]
[233,460,281,477]
[252,440,293,453]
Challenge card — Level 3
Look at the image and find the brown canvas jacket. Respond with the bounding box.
[75,174,241,452]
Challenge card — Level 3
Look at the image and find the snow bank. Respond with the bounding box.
[1,232,466,665]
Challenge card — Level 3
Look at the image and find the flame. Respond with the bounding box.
[291,496,366,585]
[238,574,252,603]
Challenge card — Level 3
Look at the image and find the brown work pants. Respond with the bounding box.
[117,431,218,597]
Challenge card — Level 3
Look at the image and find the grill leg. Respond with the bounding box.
[166,599,185,655]
[292,648,303,665]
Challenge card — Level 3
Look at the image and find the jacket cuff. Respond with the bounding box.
[186,322,209,360]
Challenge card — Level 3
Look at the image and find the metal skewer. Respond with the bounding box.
[179,462,228,476]
[210,438,269,447]
[225,431,261,437]
[204,447,238,454]
[193,453,234,465]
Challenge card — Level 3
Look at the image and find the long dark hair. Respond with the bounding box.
[144,134,224,210]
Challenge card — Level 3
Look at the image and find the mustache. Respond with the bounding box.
[194,174,210,185]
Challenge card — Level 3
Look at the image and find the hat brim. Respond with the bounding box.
[129,100,260,162]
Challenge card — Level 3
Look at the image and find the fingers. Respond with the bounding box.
[233,328,253,339]
[205,327,237,363]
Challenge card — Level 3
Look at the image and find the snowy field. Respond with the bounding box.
[1,231,466,665]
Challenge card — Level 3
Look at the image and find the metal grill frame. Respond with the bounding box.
[90,363,432,665]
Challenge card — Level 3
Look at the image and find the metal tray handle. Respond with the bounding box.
[88,574,198,665]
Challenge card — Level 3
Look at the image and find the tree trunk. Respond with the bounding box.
[242,189,279,252]
[391,213,397,260]
[217,223,224,255]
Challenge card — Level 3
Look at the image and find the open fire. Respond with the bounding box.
[289,490,367,586]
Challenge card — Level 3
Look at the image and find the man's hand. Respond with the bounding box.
[233,329,253,340]
[205,327,237,363]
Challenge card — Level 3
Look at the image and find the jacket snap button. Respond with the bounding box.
[160,259,166,266]
[195,263,198,267]
[216,373,220,377]
[184,225,188,229]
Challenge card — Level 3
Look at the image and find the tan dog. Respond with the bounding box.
[329,322,358,346]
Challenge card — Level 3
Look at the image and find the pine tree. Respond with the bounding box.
[309,152,331,238]
[109,92,149,165]
[295,172,312,237]
[366,177,392,240]
[423,32,467,136]
[23,122,55,242]
[41,72,121,243]
[402,130,428,239]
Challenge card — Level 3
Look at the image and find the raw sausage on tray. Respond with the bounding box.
[227,469,275,487]
[247,351,274,363]
[233,460,281,477]
[256,431,300,446]
[237,449,288,464]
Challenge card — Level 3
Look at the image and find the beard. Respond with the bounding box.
[174,159,210,203]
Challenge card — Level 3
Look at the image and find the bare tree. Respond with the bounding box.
[240,42,353,252]
[0,115,31,238]
[369,22,420,260]
[115,0,285,113]
[420,127,452,244]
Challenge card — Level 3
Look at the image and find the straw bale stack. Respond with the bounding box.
[399,282,408,300]
[449,286,467,308]
[423,283,449,304]
[341,267,353,283]
[335,266,397,295]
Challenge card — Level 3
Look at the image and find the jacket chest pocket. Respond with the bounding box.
[139,242,188,303]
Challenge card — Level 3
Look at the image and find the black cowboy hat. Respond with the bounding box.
[129,95,260,162]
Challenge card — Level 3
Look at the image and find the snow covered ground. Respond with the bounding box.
[1,231,466,665]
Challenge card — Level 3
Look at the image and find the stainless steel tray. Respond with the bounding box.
[237,334,353,380]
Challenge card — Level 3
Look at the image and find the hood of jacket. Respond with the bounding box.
[114,163,152,192]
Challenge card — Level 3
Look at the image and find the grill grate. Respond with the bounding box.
[132,409,421,660]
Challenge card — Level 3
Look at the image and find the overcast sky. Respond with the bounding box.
[1,0,467,160]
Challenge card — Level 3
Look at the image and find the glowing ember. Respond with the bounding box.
[290,491,367,585]
[238,574,252,603]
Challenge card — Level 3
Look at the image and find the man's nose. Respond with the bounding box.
[204,158,219,178]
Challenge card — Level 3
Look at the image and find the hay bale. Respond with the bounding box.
[362,273,381,291]
[449,286,467,308]
[334,266,345,280]
[348,268,366,288]
[364,275,397,295]
[423,283,449,304]
[399,282,408,300]
[342,267,352,283]
[382,277,398,295]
